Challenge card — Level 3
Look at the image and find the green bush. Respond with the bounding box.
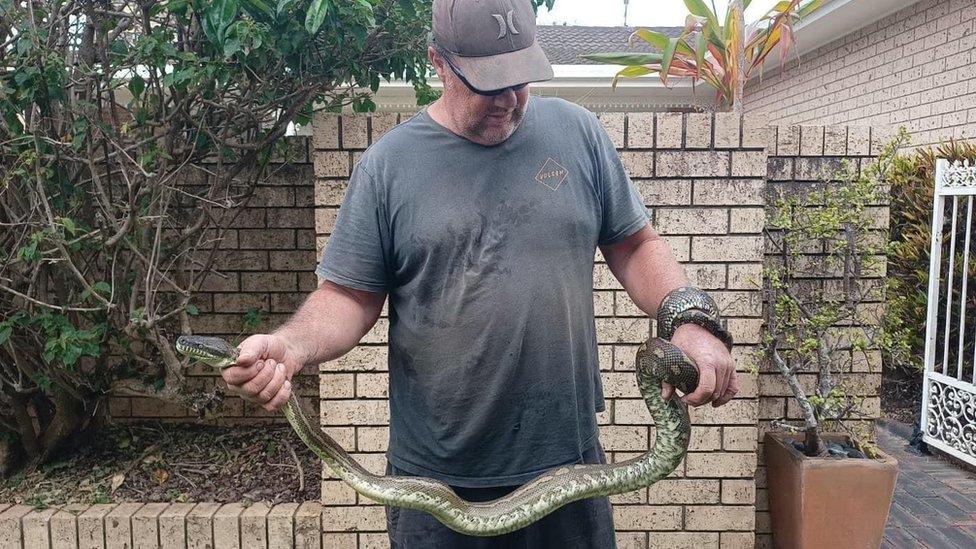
[885,139,976,377]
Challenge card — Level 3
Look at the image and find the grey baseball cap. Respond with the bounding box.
[432,0,554,92]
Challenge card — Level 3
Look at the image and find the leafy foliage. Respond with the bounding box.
[884,140,976,377]
[0,0,458,467]
[582,0,825,110]
[764,134,904,456]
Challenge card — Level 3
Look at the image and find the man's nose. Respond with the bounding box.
[493,89,518,108]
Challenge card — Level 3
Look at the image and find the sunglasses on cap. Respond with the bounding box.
[434,44,528,97]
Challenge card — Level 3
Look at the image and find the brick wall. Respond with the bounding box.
[743,0,976,150]
[107,140,321,425]
[313,111,770,548]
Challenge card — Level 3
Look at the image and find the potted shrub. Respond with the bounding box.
[762,139,903,548]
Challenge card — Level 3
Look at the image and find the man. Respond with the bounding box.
[221,0,738,546]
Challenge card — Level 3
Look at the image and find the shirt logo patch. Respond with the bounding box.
[535,157,569,190]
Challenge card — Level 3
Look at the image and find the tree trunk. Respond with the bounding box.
[732,0,746,114]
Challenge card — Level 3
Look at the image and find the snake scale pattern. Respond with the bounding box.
[176,333,699,536]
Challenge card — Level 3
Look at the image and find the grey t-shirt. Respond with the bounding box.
[317,96,650,487]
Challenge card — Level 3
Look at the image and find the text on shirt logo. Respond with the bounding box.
[535,157,569,191]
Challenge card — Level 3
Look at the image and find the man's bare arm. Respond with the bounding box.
[601,224,738,407]
[222,280,386,411]
[275,280,387,366]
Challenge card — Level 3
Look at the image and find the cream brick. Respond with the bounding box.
[613,505,682,530]
[690,400,757,425]
[594,263,624,289]
[634,179,692,205]
[685,505,755,531]
[628,112,656,148]
[615,292,644,316]
[657,151,730,177]
[295,502,323,549]
[23,507,58,549]
[721,531,756,548]
[340,115,369,149]
[715,113,741,149]
[615,398,651,424]
[655,208,728,235]
[321,400,389,426]
[727,318,763,344]
[598,112,626,148]
[690,426,723,451]
[596,317,650,344]
[616,531,648,549]
[648,532,720,549]
[159,503,195,549]
[186,502,220,549]
[731,151,767,177]
[357,425,390,452]
[613,344,641,371]
[314,151,350,178]
[0,505,33,548]
[712,290,761,317]
[320,373,354,398]
[722,479,757,504]
[662,236,690,262]
[356,373,389,398]
[693,179,764,206]
[315,207,339,234]
[728,263,762,290]
[362,319,388,343]
[268,503,299,549]
[800,125,825,156]
[213,503,245,548]
[692,236,763,262]
[322,345,388,372]
[323,532,357,548]
[685,452,756,478]
[322,479,358,505]
[742,113,770,148]
[686,113,712,148]
[776,126,800,156]
[646,479,720,504]
[619,151,655,177]
[360,532,389,549]
[656,113,683,148]
[600,425,649,451]
[313,113,340,150]
[52,504,90,549]
[314,179,348,206]
[724,426,759,451]
[370,113,399,144]
[241,502,271,547]
[602,371,642,398]
[685,264,727,290]
[824,126,848,155]
[729,208,764,233]
[321,506,386,532]
[595,290,615,316]
[847,126,871,155]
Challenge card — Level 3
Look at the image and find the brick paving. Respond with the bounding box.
[877,420,976,548]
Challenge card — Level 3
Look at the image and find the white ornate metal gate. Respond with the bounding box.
[922,159,976,465]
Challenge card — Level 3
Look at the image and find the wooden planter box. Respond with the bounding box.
[764,431,898,549]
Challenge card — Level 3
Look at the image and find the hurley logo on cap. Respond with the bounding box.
[492,10,520,39]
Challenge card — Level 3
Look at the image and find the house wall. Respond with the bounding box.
[744,0,976,150]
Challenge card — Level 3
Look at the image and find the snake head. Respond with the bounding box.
[175,335,239,369]
[636,339,700,396]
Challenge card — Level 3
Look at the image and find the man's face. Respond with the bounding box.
[429,46,530,146]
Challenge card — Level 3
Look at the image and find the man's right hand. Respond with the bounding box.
[223,333,304,412]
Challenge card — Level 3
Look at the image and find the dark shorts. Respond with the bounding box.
[384,443,617,549]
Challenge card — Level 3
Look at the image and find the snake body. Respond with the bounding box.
[176,335,698,536]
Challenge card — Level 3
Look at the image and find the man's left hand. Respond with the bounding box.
[663,323,738,407]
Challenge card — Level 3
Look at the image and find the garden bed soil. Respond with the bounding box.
[0,422,320,507]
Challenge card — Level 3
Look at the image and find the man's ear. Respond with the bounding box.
[428,46,449,82]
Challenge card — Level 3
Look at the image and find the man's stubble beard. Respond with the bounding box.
[464,106,525,146]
